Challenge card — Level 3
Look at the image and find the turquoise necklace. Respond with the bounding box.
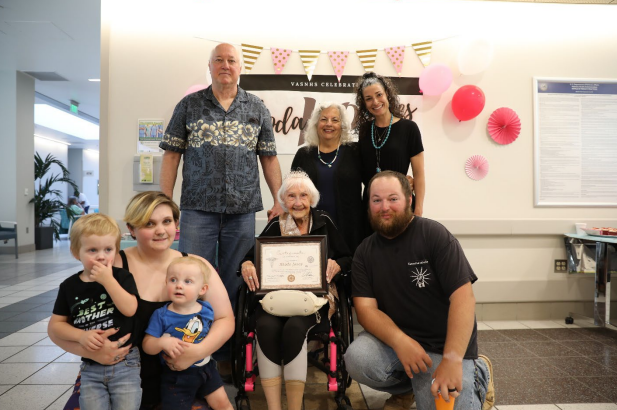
[371,114,393,173]
[317,141,341,168]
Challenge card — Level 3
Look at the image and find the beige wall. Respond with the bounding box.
[101,0,617,303]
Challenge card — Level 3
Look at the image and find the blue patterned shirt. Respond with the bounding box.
[160,86,276,214]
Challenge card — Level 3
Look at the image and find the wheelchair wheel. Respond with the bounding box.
[336,284,354,389]
[231,282,253,389]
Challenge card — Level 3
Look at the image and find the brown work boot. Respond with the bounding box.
[383,393,415,410]
[478,354,495,410]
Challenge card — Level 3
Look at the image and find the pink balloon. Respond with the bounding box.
[419,64,453,96]
[184,84,208,96]
[452,85,485,121]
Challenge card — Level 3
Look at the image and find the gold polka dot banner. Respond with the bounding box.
[385,46,405,76]
[328,51,349,82]
[412,41,433,67]
[356,49,378,72]
[298,50,321,81]
[241,43,263,74]
[271,47,292,75]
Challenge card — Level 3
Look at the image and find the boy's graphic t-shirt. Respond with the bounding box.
[53,267,140,354]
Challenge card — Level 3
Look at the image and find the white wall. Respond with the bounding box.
[15,72,35,249]
[83,149,100,210]
[0,66,35,253]
[0,70,18,228]
[101,0,617,303]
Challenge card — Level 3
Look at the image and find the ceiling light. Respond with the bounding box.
[35,104,99,140]
[88,79,100,82]
[34,134,71,146]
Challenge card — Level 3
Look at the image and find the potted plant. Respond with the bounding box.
[30,152,79,249]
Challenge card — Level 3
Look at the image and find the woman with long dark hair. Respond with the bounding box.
[354,72,425,216]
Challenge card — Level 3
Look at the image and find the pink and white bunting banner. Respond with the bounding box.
[385,46,405,76]
[271,48,292,75]
[328,51,349,82]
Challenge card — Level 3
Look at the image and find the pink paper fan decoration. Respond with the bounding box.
[465,155,489,181]
[487,107,521,145]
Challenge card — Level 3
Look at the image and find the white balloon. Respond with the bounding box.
[458,38,494,76]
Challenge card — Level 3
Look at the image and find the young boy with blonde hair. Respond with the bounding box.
[143,256,232,410]
[49,213,141,410]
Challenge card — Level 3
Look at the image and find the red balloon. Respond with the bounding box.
[452,85,486,121]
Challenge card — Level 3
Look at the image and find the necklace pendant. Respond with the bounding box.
[376,167,381,173]
[328,164,332,168]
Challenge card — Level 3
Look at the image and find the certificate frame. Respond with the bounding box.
[255,235,327,296]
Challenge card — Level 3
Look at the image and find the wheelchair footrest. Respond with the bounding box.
[245,374,256,392]
[328,377,338,391]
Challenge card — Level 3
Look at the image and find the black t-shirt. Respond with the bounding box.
[117,249,188,408]
[352,217,478,359]
[136,299,167,407]
[358,118,424,189]
[53,267,140,353]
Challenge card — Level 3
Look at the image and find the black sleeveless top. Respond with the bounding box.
[119,249,188,408]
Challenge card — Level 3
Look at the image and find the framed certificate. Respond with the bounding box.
[255,235,327,296]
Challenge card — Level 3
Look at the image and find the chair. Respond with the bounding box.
[60,209,82,235]
[0,221,18,259]
[231,276,354,410]
[60,209,70,234]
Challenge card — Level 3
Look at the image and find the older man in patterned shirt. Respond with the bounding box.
[160,43,283,375]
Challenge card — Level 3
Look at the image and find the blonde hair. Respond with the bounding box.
[124,191,180,230]
[70,213,121,257]
[303,102,354,147]
[168,256,211,284]
[278,170,320,211]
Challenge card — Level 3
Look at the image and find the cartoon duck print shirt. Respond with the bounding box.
[145,300,214,367]
[351,216,479,359]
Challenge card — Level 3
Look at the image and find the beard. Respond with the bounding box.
[369,201,414,238]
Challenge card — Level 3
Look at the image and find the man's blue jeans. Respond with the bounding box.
[345,331,490,410]
[179,210,256,361]
[79,347,142,410]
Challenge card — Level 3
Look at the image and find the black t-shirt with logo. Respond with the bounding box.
[352,216,478,359]
[53,267,140,357]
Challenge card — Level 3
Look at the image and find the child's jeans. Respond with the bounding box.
[79,347,142,410]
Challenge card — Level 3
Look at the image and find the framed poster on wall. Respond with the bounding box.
[138,119,164,153]
[533,77,617,207]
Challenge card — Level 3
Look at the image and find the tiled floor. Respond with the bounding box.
[2,241,617,409]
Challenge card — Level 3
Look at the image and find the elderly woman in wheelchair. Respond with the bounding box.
[238,171,353,410]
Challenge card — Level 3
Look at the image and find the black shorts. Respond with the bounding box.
[160,360,223,410]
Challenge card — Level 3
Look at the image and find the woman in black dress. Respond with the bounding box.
[354,72,425,216]
[291,102,364,255]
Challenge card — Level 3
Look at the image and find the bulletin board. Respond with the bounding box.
[533,77,617,207]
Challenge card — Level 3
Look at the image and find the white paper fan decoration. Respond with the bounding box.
[465,155,489,180]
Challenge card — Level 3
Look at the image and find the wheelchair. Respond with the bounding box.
[231,276,354,410]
